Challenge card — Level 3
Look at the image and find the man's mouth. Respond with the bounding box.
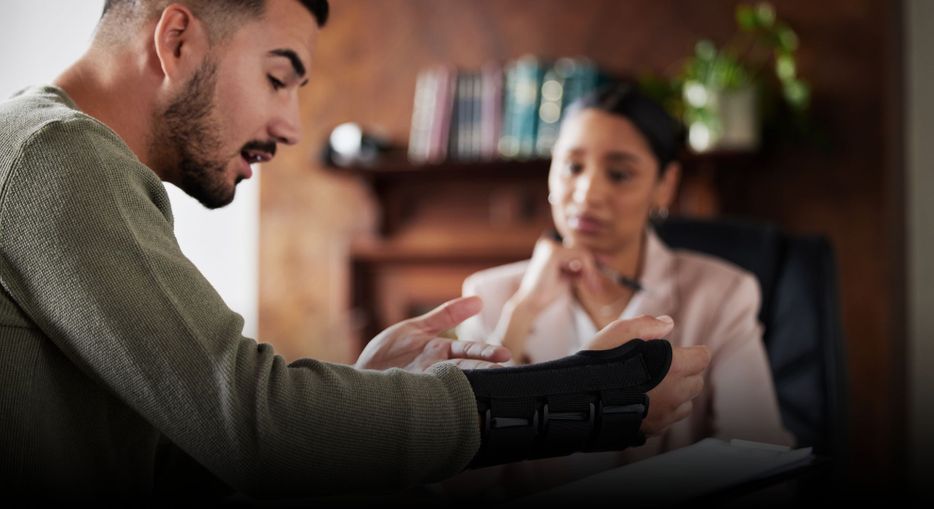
[240,148,274,164]
[240,141,277,165]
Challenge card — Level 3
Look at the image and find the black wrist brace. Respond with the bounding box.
[462,339,672,469]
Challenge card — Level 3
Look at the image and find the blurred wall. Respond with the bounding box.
[260,0,906,489]
[907,0,934,492]
[0,1,103,100]
[1,0,260,338]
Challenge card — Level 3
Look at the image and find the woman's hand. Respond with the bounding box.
[355,296,512,373]
[492,233,604,363]
[582,315,710,437]
[643,341,710,436]
[512,234,603,313]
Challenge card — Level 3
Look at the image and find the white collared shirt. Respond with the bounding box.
[568,289,647,354]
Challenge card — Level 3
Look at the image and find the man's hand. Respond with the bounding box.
[354,296,512,373]
[583,314,711,437]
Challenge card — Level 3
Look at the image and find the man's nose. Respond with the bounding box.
[269,96,302,145]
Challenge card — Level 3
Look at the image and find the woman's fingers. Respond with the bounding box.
[585,314,676,350]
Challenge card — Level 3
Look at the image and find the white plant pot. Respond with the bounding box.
[685,83,760,153]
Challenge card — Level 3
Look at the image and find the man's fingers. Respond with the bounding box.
[449,340,512,363]
[444,358,505,370]
[411,296,483,335]
[585,314,676,350]
[671,345,711,376]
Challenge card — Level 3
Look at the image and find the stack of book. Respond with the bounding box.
[407,56,603,164]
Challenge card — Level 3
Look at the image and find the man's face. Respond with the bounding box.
[155,0,318,208]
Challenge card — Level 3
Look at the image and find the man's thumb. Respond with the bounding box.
[412,296,483,335]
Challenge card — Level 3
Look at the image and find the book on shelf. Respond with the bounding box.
[407,56,604,166]
[446,71,462,161]
[432,66,456,163]
[407,68,434,163]
[450,71,484,161]
[535,57,602,156]
[500,55,543,159]
[480,63,503,160]
[407,65,457,164]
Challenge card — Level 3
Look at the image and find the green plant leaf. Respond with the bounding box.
[695,39,717,61]
[672,0,813,146]
[737,5,757,30]
[783,79,810,110]
[755,2,776,28]
[777,26,799,52]
[775,53,796,80]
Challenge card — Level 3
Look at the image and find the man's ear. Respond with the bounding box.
[152,4,210,83]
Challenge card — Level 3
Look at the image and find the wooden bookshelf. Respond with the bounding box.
[328,157,552,236]
[330,156,551,180]
[328,158,549,341]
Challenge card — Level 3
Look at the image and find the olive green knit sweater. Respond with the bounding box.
[0,86,479,497]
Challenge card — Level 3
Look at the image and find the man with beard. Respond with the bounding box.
[0,0,709,499]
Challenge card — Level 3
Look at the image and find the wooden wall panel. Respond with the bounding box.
[259,0,904,489]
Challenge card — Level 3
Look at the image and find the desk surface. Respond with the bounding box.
[516,438,824,505]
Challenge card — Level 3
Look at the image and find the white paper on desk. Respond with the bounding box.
[524,438,814,504]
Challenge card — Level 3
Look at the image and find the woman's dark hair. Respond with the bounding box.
[563,81,684,174]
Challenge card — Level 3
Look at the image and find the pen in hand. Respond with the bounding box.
[546,228,643,292]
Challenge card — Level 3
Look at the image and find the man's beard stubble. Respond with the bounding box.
[155,60,236,209]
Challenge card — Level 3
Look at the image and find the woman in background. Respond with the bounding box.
[455,82,793,494]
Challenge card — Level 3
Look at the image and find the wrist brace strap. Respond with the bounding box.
[462,339,672,469]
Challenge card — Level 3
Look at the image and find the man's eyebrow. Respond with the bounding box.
[268,49,306,78]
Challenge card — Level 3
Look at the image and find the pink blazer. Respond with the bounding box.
[454,230,794,488]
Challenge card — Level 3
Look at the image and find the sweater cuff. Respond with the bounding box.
[423,362,482,480]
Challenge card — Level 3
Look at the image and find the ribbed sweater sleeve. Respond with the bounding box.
[0,114,479,497]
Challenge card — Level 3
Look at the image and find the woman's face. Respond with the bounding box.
[549,108,679,255]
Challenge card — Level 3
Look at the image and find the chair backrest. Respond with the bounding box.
[655,217,847,458]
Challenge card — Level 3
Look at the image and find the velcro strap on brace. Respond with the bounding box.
[463,339,672,469]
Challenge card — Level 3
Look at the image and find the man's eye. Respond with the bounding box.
[268,75,286,91]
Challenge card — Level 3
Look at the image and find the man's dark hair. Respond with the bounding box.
[99,0,328,43]
[564,81,685,174]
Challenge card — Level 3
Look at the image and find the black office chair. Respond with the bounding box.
[655,217,847,459]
